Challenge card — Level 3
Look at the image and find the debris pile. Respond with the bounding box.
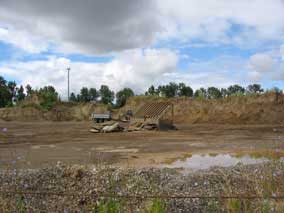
[127,121,158,132]
[89,121,160,133]
[89,121,124,133]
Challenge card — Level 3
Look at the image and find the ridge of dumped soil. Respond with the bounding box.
[1,161,284,212]
[120,92,284,124]
[0,92,283,124]
[0,102,108,122]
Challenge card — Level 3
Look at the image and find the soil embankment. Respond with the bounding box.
[0,92,284,124]
[0,102,108,121]
[120,92,284,124]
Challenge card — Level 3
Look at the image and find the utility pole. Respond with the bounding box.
[67,67,70,101]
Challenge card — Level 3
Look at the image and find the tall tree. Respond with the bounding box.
[227,85,245,96]
[7,81,17,103]
[16,85,26,101]
[207,87,222,99]
[158,82,179,98]
[221,88,228,98]
[247,84,264,94]
[99,85,114,105]
[146,85,157,96]
[79,87,90,102]
[116,88,134,107]
[26,84,33,96]
[69,92,77,102]
[38,86,58,109]
[89,88,99,101]
[0,76,10,107]
[194,88,207,98]
[178,83,193,97]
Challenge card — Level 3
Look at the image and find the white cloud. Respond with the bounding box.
[0,0,161,55]
[158,0,284,47]
[247,48,284,81]
[0,27,48,53]
[0,49,178,98]
[248,54,276,73]
[1,0,284,54]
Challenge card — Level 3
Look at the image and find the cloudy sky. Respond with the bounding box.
[0,0,284,98]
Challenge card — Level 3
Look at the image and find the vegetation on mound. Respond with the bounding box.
[1,75,283,110]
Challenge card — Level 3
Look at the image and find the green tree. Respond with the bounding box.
[69,92,77,102]
[116,88,134,107]
[7,81,17,103]
[247,84,264,94]
[89,88,99,101]
[194,87,207,98]
[157,82,179,98]
[178,83,193,97]
[146,85,157,96]
[221,88,228,98]
[79,87,90,102]
[227,84,245,96]
[16,85,26,101]
[207,87,222,99]
[26,84,33,96]
[100,85,114,105]
[38,86,58,109]
[0,76,10,107]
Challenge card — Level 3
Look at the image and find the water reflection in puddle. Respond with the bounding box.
[163,154,270,171]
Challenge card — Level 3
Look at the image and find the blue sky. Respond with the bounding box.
[0,0,283,98]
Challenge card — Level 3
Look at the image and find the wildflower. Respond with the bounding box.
[194,182,198,186]
[273,173,276,177]
[64,209,68,213]
[24,184,29,189]
[2,128,7,132]
[272,193,276,197]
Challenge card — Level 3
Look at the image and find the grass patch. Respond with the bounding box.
[148,199,166,213]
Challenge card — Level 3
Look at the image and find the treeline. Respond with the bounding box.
[69,86,134,108]
[0,76,58,109]
[145,82,278,99]
[0,75,282,109]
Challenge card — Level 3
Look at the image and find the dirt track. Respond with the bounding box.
[0,121,284,169]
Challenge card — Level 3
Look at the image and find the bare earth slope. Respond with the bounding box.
[0,92,283,124]
[0,102,108,121]
[120,92,284,124]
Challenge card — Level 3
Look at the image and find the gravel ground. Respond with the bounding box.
[1,161,284,212]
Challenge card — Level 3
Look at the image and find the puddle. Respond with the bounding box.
[163,154,270,171]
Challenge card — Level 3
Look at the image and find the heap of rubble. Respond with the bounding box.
[89,121,159,133]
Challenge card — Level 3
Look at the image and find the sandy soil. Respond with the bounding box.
[0,121,284,169]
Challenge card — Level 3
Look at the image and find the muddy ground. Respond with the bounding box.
[0,121,284,169]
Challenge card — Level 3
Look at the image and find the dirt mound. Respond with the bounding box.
[0,106,45,121]
[0,102,108,122]
[1,92,284,124]
[121,92,284,124]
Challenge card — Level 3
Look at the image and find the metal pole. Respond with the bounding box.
[67,67,70,101]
